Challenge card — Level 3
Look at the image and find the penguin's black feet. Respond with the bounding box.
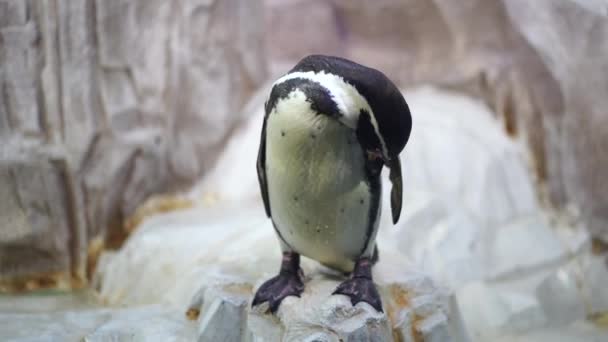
[332,257,383,312]
[252,252,304,313]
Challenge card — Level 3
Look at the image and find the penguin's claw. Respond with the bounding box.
[252,272,304,314]
[333,277,383,312]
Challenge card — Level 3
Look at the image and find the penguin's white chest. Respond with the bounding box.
[265,91,381,272]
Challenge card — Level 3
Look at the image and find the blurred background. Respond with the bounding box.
[1,0,607,341]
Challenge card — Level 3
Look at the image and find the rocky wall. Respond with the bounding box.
[0,0,266,291]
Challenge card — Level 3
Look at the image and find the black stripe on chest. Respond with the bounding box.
[360,171,381,256]
[266,78,342,118]
[358,109,383,256]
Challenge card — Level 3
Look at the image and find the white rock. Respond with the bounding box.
[586,256,608,315]
[416,312,451,342]
[0,305,196,342]
[194,285,251,342]
[486,216,577,281]
[268,276,392,342]
[84,306,196,342]
[95,201,469,341]
[0,310,110,342]
[416,211,485,289]
[244,269,463,341]
[457,282,546,339]
[189,83,273,205]
[493,320,608,342]
[535,261,587,325]
[393,308,417,342]
[399,87,539,228]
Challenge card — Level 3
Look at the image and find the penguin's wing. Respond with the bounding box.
[257,113,271,218]
[388,156,402,224]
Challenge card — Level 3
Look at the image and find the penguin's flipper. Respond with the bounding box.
[257,113,271,218]
[388,156,403,224]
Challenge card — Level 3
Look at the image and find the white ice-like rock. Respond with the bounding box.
[187,270,464,342]
[457,282,546,339]
[0,305,196,342]
[493,320,608,342]
[453,222,594,339]
[535,261,587,326]
[384,204,485,290]
[194,285,251,342]
[587,256,608,315]
[95,202,469,341]
[189,82,273,205]
[487,216,568,280]
[540,253,608,320]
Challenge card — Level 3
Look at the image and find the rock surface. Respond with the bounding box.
[0,0,266,291]
[0,304,197,342]
[192,266,468,342]
[93,203,468,341]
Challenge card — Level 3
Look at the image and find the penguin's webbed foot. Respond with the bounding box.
[332,257,383,312]
[252,272,304,313]
[252,252,304,314]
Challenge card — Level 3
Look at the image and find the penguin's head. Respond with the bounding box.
[269,55,412,165]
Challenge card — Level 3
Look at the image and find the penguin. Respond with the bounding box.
[253,55,412,313]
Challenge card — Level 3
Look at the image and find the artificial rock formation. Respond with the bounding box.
[0,0,266,291]
[265,0,608,243]
[94,202,469,342]
[191,266,465,341]
[3,85,606,341]
[0,304,197,341]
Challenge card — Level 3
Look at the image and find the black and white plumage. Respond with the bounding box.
[253,55,412,313]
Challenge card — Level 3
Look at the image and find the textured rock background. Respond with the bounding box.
[265,0,608,243]
[1,0,606,304]
[93,203,468,341]
[2,80,606,341]
[0,0,266,290]
[2,1,607,340]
